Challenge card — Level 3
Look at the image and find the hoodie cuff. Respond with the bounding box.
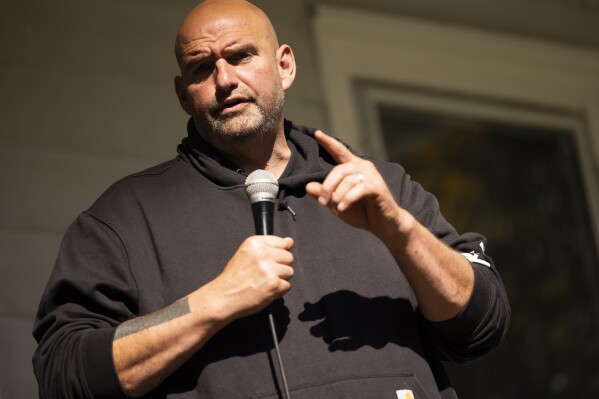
[82,328,127,398]
[429,265,491,338]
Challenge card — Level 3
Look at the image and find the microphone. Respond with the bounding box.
[243,169,291,399]
[244,169,279,235]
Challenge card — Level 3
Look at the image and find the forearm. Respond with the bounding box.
[382,207,474,322]
[113,236,294,397]
[113,286,230,397]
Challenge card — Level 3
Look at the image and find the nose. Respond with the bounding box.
[214,59,238,92]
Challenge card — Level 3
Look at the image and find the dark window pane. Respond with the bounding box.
[379,105,599,398]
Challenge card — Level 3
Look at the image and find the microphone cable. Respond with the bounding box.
[268,307,291,399]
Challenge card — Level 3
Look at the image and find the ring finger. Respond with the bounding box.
[331,172,366,208]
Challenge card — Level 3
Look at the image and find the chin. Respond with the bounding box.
[195,97,283,142]
[210,118,267,142]
[212,107,273,137]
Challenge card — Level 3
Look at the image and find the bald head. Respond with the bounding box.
[175,0,279,69]
[172,0,296,154]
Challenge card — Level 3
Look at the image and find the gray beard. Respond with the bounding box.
[199,90,285,145]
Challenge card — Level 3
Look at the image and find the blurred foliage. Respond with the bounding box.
[380,106,599,398]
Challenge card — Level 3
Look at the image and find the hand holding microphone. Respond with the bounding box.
[206,170,294,321]
[215,234,294,319]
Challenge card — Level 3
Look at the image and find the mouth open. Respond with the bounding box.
[220,95,254,111]
[210,95,254,118]
[223,99,245,109]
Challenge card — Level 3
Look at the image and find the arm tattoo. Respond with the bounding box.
[114,298,191,340]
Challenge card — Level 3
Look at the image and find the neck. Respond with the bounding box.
[201,126,291,179]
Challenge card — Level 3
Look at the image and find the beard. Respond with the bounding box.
[193,82,285,145]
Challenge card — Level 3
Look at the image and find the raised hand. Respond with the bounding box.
[305,130,407,244]
[305,130,475,323]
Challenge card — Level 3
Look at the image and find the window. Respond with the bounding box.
[377,101,599,397]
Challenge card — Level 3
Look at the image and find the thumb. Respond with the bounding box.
[305,181,322,199]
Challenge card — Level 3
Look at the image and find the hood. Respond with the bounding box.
[177,119,338,193]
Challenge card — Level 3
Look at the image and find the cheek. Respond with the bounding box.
[186,84,213,107]
[242,72,280,101]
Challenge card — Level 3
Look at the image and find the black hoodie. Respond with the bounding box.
[32,120,510,399]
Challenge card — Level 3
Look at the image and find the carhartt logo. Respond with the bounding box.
[396,389,415,399]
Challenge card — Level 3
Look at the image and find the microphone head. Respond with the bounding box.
[244,169,279,204]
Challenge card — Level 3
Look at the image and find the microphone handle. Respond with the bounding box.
[251,201,275,235]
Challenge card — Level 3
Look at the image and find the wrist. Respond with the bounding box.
[188,283,235,331]
[379,206,415,248]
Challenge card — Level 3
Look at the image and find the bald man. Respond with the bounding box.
[32,1,510,398]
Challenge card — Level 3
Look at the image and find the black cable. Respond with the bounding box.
[268,308,291,399]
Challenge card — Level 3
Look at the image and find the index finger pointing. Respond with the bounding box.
[314,130,356,164]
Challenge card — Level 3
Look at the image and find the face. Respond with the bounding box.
[175,6,294,145]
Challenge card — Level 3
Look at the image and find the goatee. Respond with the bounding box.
[200,90,285,144]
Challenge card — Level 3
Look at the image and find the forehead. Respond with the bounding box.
[176,3,275,63]
[178,16,263,58]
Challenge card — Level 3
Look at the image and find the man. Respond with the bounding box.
[32,1,510,398]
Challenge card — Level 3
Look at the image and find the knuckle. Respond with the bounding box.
[247,237,268,254]
[241,236,257,250]
[257,259,271,273]
[264,276,281,293]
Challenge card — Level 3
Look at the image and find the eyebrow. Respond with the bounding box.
[223,43,258,55]
[183,43,259,74]
[185,42,258,62]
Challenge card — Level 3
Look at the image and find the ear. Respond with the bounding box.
[174,75,192,115]
[276,44,296,91]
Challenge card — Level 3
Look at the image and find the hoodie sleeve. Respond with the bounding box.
[32,212,135,399]
[374,158,511,363]
[422,257,511,363]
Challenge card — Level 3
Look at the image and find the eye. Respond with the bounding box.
[194,62,214,76]
[229,52,251,65]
